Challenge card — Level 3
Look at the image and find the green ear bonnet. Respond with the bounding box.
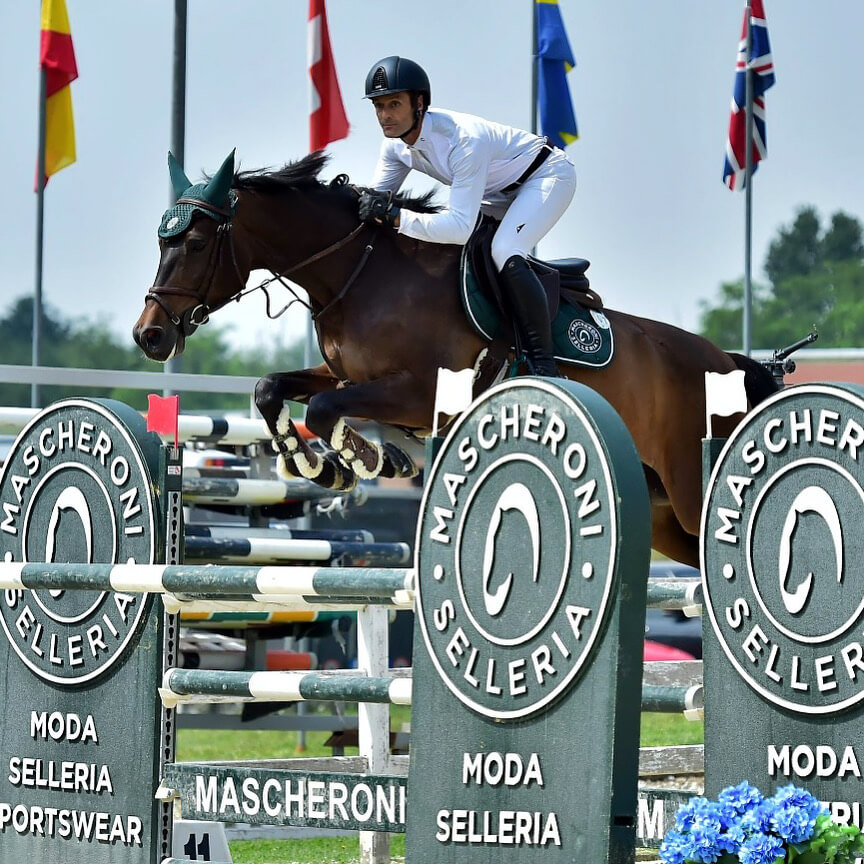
[159,150,238,239]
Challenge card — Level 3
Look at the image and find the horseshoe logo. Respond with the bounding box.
[45,487,93,599]
[481,482,540,616]
[778,486,843,615]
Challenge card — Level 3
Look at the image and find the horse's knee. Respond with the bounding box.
[254,374,283,418]
[305,393,341,438]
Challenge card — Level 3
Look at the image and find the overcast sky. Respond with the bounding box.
[1,1,861,362]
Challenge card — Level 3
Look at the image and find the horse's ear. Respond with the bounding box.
[202,149,236,208]
[168,151,192,200]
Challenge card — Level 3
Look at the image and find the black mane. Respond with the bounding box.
[228,151,441,214]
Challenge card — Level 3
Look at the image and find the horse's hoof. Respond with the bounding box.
[383,442,419,479]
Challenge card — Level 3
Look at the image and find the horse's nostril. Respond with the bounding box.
[143,327,163,352]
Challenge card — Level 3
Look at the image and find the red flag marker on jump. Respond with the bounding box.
[146,394,180,448]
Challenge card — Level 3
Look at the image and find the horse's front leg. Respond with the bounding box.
[305,372,430,482]
[254,365,357,491]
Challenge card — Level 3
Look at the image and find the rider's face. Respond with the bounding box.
[372,92,416,138]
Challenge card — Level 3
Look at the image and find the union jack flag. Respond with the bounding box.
[723,0,776,190]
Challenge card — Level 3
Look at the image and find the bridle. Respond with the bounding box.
[146,193,376,337]
[146,198,243,336]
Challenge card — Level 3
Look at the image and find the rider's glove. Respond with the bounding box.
[358,190,400,228]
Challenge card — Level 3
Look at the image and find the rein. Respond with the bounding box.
[246,220,375,323]
[147,200,376,336]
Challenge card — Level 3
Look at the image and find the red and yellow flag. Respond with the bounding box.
[40,0,78,182]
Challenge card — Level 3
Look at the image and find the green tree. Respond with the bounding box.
[0,295,306,411]
[764,206,822,286]
[699,280,768,349]
[699,206,864,348]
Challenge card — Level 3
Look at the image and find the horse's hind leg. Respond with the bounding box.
[651,506,699,568]
[642,464,700,567]
[305,373,428,481]
[255,366,357,490]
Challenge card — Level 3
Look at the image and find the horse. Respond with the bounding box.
[133,150,777,567]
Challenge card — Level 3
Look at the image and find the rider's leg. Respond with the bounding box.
[491,151,576,376]
[498,256,560,376]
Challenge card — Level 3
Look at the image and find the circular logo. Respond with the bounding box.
[590,310,611,330]
[702,384,864,714]
[416,379,620,720]
[567,320,602,353]
[0,400,157,684]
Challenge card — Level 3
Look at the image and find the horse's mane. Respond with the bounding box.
[227,151,441,214]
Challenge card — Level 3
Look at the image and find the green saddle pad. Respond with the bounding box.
[460,248,614,369]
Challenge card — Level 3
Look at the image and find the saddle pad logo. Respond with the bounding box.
[416,379,618,720]
[702,384,864,715]
[567,320,602,353]
[591,310,610,330]
[0,400,156,685]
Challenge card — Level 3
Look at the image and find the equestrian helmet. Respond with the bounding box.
[364,56,431,106]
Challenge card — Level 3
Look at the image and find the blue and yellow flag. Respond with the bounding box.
[535,0,578,147]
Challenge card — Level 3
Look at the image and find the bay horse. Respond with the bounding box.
[133,150,776,567]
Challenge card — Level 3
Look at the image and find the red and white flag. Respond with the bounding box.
[308,0,349,152]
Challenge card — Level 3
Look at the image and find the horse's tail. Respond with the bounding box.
[727,352,781,408]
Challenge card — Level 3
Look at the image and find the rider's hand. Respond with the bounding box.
[358,190,400,228]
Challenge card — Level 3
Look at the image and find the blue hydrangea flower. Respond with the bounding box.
[741,801,772,834]
[770,784,825,820]
[770,805,816,844]
[659,829,689,864]
[721,822,746,852]
[663,783,832,864]
[719,781,764,815]
[675,797,709,832]
[689,814,727,863]
[765,783,824,844]
[738,830,784,864]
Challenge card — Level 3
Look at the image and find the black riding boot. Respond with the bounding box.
[500,255,560,377]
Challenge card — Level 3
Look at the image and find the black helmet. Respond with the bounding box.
[364,56,431,107]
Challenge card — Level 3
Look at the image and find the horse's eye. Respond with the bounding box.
[187,238,208,253]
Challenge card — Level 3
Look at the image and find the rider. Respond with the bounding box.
[358,56,576,377]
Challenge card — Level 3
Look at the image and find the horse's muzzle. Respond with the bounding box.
[132,321,182,362]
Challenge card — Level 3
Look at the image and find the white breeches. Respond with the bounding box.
[488,150,577,270]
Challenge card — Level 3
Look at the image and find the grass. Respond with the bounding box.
[175,707,702,863]
[228,836,405,864]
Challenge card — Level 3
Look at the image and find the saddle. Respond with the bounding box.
[465,215,604,324]
[460,216,614,378]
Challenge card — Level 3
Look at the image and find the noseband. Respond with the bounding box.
[146,193,375,337]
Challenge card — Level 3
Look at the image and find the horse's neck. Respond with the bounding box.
[239,192,359,303]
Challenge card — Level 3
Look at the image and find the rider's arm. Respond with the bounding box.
[371,140,411,193]
[397,137,489,245]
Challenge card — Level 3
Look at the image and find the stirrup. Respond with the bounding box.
[531,360,564,378]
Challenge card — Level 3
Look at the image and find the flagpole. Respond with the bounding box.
[530,0,538,135]
[33,67,48,409]
[743,0,753,357]
[166,0,187,393]
[530,0,538,256]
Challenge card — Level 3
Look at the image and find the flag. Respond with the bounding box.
[307,0,349,152]
[147,394,180,447]
[433,367,475,436]
[723,0,775,191]
[40,0,78,183]
[705,370,748,437]
[535,0,578,148]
